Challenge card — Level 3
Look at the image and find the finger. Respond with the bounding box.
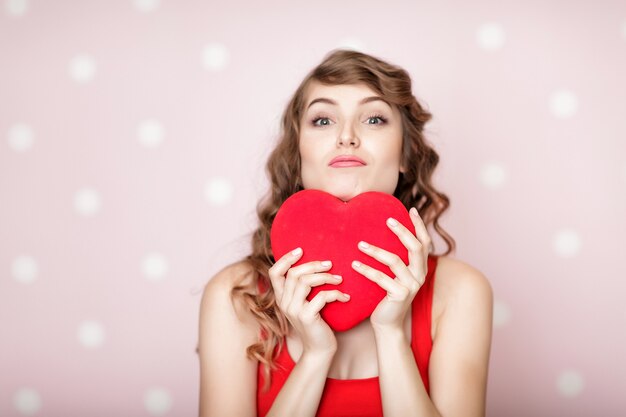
[409,208,432,253]
[356,240,416,288]
[352,259,412,299]
[283,260,333,308]
[292,273,342,305]
[386,217,421,252]
[386,217,428,281]
[301,290,350,322]
[269,247,303,302]
[288,260,334,281]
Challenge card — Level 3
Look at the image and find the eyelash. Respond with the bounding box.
[311,114,388,127]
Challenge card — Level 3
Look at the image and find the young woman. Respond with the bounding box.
[198,49,493,417]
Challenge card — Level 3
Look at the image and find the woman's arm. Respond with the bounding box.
[198,263,259,417]
[265,349,335,417]
[198,261,342,417]
[374,260,493,417]
[264,252,349,417]
[354,209,493,416]
[427,260,493,417]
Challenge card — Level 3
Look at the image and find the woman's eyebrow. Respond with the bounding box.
[306,96,392,110]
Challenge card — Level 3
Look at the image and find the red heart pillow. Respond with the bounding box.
[270,189,413,332]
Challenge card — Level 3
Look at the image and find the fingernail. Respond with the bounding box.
[333,275,342,281]
[387,217,398,227]
[321,260,331,267]
[358,241,369,249]
[343,293,350,299]
[292,247,302,256]
[352,260,362,268]
[410,207,418,217]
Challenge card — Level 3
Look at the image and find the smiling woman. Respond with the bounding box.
[197,49,493,417]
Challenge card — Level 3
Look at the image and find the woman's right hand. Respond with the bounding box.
[268,247,350,356]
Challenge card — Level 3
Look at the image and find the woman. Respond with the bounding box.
[198,49,493,417]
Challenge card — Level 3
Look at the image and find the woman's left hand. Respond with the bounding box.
[352,207,432,332]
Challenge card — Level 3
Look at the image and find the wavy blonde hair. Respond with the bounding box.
[231,49,456,392]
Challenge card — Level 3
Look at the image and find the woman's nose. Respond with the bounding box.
[336,123,360,147]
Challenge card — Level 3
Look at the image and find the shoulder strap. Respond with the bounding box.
[410,254,439,395]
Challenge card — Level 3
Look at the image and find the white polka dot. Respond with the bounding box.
[69,55,97,83]
[142,253,169,281]
[549,90,578,118]
[552,229,582,258]
[336,38,367,52]
[144,388,173,415]
[12,255,38,284]
[132,0,160,12]
[137,119,165,148]
[5,0,28,17]
[73,187,101,217]
[77,320,105,348]
[202,43,229,71]
[493,300,511,328]
[476,23,506,51]
[7,123,34,152]
[557,369,585,397]
[13,388,41,415]
[479,162,508,189]
[204,177,233,206]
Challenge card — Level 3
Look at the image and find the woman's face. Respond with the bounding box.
[298,81,404,202]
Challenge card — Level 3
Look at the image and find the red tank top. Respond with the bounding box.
[256,255,439,417]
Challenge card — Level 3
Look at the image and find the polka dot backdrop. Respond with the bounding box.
[1,1,625,416]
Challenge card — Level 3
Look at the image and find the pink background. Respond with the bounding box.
[2,0,625,416]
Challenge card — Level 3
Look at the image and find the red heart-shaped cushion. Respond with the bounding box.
[270,189,414,332]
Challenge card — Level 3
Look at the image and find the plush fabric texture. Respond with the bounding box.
[270,189,414,332]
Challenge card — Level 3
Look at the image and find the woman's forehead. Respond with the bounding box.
[302,81,389,112]
[304,81,379,100]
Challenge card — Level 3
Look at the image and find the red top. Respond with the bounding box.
[256,255,439,417]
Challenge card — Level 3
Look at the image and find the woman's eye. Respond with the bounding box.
[312,117,332,126]
[366,116,386,125]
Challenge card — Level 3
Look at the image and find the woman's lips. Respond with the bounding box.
[329,155,366,168]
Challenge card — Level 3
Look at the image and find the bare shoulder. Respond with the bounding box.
[199,260,260,340]
[435,255,493,296]
[204,259,256,291]
[431,255,493,336]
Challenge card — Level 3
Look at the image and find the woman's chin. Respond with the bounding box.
[323,187,362,202]
[304,184,393,202]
